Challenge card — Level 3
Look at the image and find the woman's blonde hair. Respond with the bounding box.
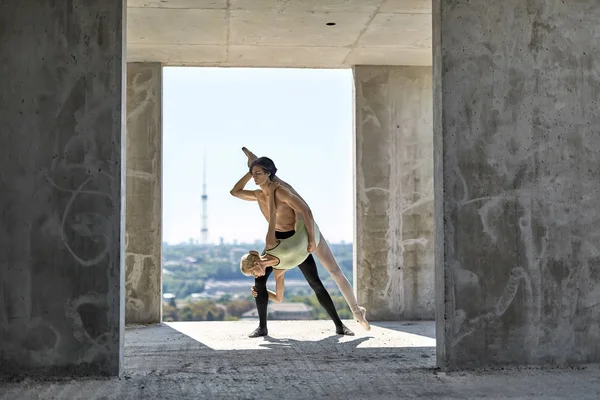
[240,252,260,276]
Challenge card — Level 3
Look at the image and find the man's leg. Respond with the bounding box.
[250,267,273,338]
[298,255,354,335]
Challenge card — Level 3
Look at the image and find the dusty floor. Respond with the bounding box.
[1,320,599,399]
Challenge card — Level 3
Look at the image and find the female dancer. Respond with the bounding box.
[237,171,369,335]
[236,148,369,331]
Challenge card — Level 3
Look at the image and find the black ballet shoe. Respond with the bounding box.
[336,324,355,336]
[248,327,268,338]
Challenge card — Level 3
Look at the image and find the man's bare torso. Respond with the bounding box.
[255,189,296,232]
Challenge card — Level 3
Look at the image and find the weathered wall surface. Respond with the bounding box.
[126,63,162,324]
[434,0,600,368]
[0,0,125,376]
[354,66,434,321]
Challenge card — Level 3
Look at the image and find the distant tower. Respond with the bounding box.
[201,152,208,244]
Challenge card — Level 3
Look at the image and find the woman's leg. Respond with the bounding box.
[314,235,370,330]
[298,255,353,335]
[250,267,273,338]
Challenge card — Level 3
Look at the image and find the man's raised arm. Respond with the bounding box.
[230,172,257,201]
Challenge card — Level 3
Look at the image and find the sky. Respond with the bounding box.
[162,67,353,245]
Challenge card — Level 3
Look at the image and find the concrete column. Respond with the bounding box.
[0,1,125,376]
[125,63,162,324]
[434,0,600,369]
[354,66,434,321]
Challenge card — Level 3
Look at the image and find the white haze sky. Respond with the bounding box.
[162,67,353,245]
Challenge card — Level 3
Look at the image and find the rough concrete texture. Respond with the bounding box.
[0,0,125,376]
[2,321,600,399]
[354,66,434,321]
[433,0,600,369]
[127,0,432,67]
[126,63,162,324]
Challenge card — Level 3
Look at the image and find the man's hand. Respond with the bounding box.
[251,286,258,298]
[307,240,316,253]
[242,147,258,168]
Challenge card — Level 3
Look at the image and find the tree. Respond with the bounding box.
[181,306,193,321]
[226,299,255,318]
[163,303,178,322]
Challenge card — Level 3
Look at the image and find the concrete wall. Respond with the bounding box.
[434,0,600,369]
[354,66,434,321]
[126,63,163,324]
[0,0,125,376]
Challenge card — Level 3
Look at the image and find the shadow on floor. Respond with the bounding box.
[261,334,373,350]
[124,323,437,376]
[2,323,599,400]
[369,321,436,339]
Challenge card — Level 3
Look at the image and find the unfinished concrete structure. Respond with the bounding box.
[125,63,163,325]
[355,66,434,321]
[434,0,600,369]
[1,0,599,381]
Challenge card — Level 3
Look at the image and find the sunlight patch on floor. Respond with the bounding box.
[166,320,435,350]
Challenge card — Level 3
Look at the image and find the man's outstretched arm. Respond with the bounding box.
[230,172,257,201]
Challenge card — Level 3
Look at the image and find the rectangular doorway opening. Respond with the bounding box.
[125,65,436,372]
[161,66,356,326]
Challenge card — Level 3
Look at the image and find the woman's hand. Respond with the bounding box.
[307,240,316,253]
[251,286,258,298]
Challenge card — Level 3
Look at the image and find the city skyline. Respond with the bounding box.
[162,67,354,245]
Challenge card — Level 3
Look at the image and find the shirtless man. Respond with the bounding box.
[230,153,354,338]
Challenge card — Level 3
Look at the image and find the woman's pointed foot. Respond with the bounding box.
[353,306,371,331]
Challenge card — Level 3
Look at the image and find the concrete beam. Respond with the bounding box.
[434,0,600,369]
[354,66,434,321]
[0,0,125,376]
[125,63,163,325]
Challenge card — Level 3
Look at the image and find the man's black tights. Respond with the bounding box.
[297,254,344,328]
[254,254,343,330]
[254,267,273,329]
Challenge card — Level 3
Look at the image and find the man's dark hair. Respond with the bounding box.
[249,157,277,180]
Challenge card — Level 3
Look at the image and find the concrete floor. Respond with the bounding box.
[1,320,599,399]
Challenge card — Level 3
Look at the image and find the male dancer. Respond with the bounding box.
[230,151,354,338]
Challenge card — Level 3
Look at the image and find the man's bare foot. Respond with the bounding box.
[336,324,354,336]
[248,327,268,338]
[353,306,371,331]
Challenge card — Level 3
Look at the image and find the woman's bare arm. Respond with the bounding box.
[251,269,285,303]
[268,270,285,303]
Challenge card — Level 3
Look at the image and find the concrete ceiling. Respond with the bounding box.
[127,0,432,68]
